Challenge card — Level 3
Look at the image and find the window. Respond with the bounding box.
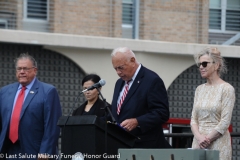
[122,0,134,25]
[122,0,139,39]
[226,0,240,31]
[0,19,8,29]
[209,0,240,32]
[23,0,49,32]
[209,0,221,30]
[24,0,48,21]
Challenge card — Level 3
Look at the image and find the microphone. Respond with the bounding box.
[81,79,106,93]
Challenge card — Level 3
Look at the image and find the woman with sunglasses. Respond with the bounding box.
[190,47,235,160]
[72,74,108,117]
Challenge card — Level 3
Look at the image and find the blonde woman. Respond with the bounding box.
[191,47,235,160]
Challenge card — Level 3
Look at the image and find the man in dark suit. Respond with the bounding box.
[111,47,170,148]
[0,53,62,159]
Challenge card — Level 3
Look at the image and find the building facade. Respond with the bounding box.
[0,0,239,159]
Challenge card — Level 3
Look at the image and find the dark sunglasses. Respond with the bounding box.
[197,61,214,68]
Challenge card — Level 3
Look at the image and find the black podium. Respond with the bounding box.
[57,115,136,160]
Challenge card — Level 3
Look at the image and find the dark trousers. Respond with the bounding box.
[1,138,22,160]
[1,138,57,160]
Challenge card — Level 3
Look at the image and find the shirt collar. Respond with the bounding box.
[131,64,141,82]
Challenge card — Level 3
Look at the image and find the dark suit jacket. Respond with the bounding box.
[0,78,62,156]
[72,98,106,117]
[111,65,170,148]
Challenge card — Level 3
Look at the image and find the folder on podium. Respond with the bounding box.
[57,115,136,160]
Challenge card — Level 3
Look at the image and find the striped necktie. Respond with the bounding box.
[117,80,131,115]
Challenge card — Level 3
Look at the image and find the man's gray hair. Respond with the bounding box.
[14,53,37,68]
[111,47,136,62]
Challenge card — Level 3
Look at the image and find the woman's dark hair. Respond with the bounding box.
[82,74,101,86]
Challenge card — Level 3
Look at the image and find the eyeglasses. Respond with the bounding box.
[16,67,35,72]
[197,61,214,68]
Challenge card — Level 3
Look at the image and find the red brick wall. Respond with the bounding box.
[0,0,209,43]
[50,0,121,37]
[139,0,209,43]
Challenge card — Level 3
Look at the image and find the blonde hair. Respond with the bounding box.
[194,47,227,77]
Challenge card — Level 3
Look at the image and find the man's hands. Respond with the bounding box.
[120,118,138,131]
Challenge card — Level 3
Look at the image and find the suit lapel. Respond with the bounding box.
[6,83,19,123]
[20,79,39,119]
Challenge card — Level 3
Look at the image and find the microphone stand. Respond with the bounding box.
[64,92,84,125]
[96,88,116,160]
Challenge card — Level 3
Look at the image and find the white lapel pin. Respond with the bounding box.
[138,81,140,83]
[30,91,34,94]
